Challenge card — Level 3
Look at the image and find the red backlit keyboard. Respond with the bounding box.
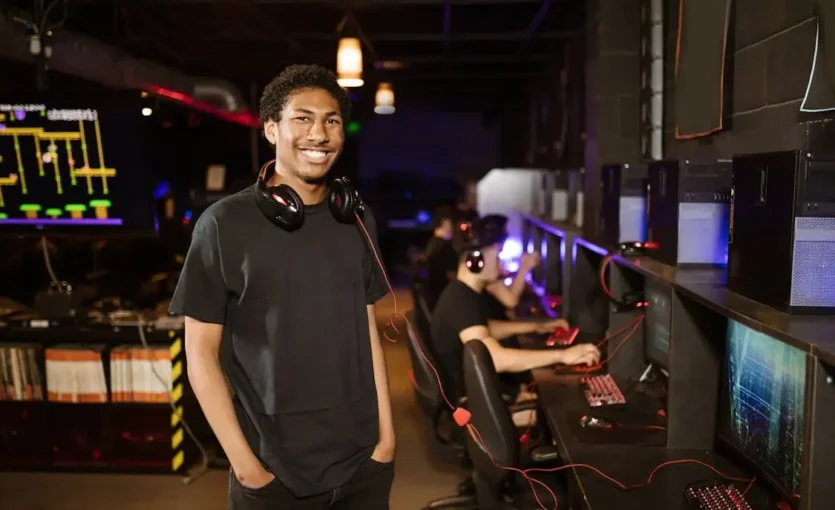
[582,374,626,407]
[546,327,579,347]
[684,481,752,510]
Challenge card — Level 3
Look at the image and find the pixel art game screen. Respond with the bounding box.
[0,95,154,234]
[722,320,806,501]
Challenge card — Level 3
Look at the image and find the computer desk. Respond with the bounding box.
[521,336,778,510]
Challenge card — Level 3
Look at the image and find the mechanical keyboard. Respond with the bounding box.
[546,327,579,347]
[684,481,752,510]
[582,374,626,407]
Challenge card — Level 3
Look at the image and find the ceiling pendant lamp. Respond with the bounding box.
[336,37,364,87]
[374,82,395,114]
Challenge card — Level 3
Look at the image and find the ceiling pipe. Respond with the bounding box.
[0,10,258,127]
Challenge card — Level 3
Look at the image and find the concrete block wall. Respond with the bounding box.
[583,0,831,235]
[665,0,824,158]
[584,0,643,238]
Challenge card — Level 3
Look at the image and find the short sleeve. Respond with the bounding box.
[168,214,229,324]
[361,208,390,305]
[448,292,489,336]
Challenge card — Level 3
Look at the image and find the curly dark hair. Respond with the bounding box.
[259,64,352,125]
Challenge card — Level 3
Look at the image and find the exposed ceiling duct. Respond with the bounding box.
[0,10,257,126]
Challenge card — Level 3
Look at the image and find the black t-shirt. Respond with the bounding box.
[482,292,509,321]
[430,280,489,401]
[422,235,458,311]
[169,185,388,497]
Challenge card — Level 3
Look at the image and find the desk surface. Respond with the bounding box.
[522,336,780,510]
[523,214,835,366]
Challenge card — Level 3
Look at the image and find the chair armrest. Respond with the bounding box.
[508,400,539,413]
[530,446,560,463]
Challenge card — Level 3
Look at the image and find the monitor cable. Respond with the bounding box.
[599,254,647,312]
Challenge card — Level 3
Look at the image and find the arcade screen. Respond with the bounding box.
[0,95,155,235]
[644,283,671,367]
[720,320,807,502]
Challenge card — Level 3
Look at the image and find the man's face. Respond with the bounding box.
[264,88,344,183]
[438,218,454,240]
[478,243,502,282]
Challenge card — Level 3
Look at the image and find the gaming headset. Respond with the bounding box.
[456,215,508,275]
[255,159,364,230]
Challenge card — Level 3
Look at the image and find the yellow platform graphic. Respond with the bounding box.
[0,118,116,206]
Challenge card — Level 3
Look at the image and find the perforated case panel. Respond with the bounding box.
[790,217,835,307]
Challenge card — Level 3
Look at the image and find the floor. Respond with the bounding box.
[0,290,466,510]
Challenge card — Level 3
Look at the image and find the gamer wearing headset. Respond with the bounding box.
[169,65,395,510]
[421,209,541,316]
[431,215,601,404]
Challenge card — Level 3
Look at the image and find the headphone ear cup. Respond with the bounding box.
[256,181,305,230]
[329,177,359,223]
[465,250,485,274]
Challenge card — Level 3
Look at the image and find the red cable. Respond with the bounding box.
[599,254,616,300]
[354,214,751,510]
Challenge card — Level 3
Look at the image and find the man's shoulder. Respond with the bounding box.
[195,186,259,233]
[433,281,478,320]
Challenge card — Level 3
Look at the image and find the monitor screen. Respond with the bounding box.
[530,230,545,287]
[721,320,806,502]
[0,95,155,235]
[544,233,562,295]
[644,283,671,367]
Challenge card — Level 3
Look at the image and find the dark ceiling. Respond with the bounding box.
[5,0,585,110]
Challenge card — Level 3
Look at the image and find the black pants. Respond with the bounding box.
[229,459,394,510]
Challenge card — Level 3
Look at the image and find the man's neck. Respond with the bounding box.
[268,167,327,205]
[457,267,487,293]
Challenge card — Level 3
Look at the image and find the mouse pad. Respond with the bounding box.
[567,409,667,446]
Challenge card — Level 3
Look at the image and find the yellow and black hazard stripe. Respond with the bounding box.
[169,330,186,473]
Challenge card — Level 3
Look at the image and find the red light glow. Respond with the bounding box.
[144,85,261,128]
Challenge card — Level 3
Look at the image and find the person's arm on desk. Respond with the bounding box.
[488,318,568,340]
[459,325,600,372]
[185,318,274,488]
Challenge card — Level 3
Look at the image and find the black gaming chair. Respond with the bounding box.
[404,307,478,510]
[462,340,565,510]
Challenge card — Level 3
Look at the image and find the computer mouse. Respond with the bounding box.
[579,415,615,429]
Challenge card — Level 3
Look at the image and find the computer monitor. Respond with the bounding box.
[643,281,671,367]
[529,228,544,284]
[543,232,562,295]
[0,94,156,235]
[719,319,807,505]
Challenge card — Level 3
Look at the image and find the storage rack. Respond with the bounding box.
[0,322,207,474]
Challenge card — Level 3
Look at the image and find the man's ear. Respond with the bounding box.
[263,120,277,145]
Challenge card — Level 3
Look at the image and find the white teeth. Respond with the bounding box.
[301,150,327,160]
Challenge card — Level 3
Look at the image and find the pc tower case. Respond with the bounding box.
[728,150,835,314]
[552,170,570,221]
[646,159,732,267]
[600,163,648,245]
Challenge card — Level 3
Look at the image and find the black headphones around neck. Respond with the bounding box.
[255,159,364,230]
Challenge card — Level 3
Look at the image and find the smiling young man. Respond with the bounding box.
[169,65,395,510]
